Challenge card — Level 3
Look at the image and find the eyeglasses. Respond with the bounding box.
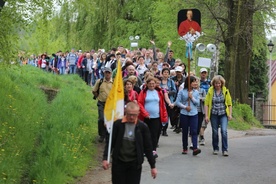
[126,113,138,117]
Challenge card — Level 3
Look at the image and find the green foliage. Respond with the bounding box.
[0,64,98,184]
[250,43,268,99]
[229,103,263,130]
[0,65,47,183]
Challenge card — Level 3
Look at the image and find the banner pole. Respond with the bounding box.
[187,44,191,106]
[107,110,115,163]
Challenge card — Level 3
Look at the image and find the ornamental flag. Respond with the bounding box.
[104,60,124,133]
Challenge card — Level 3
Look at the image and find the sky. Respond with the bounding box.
[266,19,276,40]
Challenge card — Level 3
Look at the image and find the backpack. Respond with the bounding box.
[93,78,104,100]
[200,79,211,93]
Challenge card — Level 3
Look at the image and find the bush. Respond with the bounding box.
[0,64,98,183]
[229,103,263,130]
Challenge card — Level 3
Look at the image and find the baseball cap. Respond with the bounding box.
[116,51,121,55]
[162,62,170,67]
[200,68,208,73]
[175,66,183,72]
[104,67,112,73]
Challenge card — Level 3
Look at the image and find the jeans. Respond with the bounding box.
[180,114,198,150]
[91,70,99,86]
[210,114,228,152]
[59,67,66,75]
[69,65,76,74]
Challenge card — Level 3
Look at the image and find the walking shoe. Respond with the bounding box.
[213,150,219,155]
[170,125,176,129]
[162,131,168,136]
[175,128,181,134]
[199,139,205,146]
[182,149,188,154]
[189,143,193,149]
[223,151,229,157]
[193,149,201,156]
[153,151,158,158]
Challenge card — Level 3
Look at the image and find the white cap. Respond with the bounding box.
[200,68,208,73]
[175,66,183,72]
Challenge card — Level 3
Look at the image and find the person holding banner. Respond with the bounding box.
[102,102,157,184]
[175,76,201,155]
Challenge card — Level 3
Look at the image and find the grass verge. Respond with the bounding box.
[229,103,263,130]
[0,64,98,184]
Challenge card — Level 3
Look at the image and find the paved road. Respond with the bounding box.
[141,127,276,184]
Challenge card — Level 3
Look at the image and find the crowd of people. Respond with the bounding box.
[91,41,232,183]
[25,40,232,183]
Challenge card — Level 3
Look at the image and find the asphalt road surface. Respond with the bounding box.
[140,127,276,184]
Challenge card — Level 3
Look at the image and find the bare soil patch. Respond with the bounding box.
[76,143,111,184]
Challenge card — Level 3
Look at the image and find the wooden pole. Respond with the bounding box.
[187,44,191,106]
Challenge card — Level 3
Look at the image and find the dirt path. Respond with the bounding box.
[76,143,111,184]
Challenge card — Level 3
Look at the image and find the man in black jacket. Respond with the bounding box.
[102,102,157,184]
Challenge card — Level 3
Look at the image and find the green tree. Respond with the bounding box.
[250,45,268,98]
[182,0,276,103]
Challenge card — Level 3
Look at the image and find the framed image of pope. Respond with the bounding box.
[178,9,201,37]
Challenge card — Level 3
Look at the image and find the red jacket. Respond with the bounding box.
[128,89,138,102]
[138,87,168,123]
[77,55,84,68]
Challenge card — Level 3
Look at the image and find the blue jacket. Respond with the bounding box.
[176,88,200,116]
[200,79,211,94]
[160,78,177,102]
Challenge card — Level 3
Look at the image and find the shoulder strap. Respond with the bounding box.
[97,78,104,94]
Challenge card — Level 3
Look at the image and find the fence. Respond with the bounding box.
[247,97,276,126]
[261,103,276,125]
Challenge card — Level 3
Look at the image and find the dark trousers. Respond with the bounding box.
[84,71,89,85]
[97,101,106,137]
[77,67,83,79]
[197,112,204,135]
[112,160,141,184]
[180,114,198,150]
[162,103,172,132]
[171,106,180,127]
[144,117,161,151]
[87,73,92,86]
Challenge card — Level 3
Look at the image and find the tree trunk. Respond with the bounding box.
[0,0,4,10]
[224,0,254,103]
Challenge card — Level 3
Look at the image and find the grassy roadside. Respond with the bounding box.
[0,64,98,184]
[229,103,263,130]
